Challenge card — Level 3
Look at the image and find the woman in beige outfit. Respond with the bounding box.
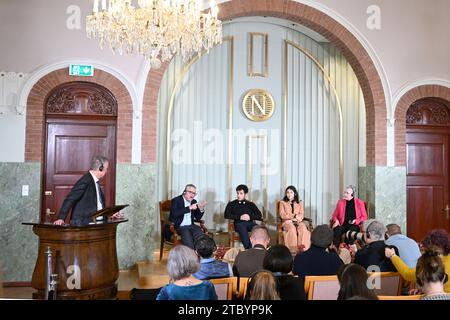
[280,186,311,254]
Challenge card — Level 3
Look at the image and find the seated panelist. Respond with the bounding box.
[169,184,207,249]
[280,185,311,254]
[330,185,367,247]
[224,184,262,249]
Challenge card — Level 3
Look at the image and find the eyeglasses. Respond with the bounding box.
[186,190,197,195]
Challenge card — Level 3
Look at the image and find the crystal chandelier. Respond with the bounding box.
[86,0,222,69]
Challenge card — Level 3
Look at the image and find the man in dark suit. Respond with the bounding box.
[53,156,123,226]
[170,184,207,248]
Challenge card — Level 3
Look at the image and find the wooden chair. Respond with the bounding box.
[234,277,249,300]
[228,219,266,248]
[378,294,423,300]
[367,272,403,296]
[276,200,313,244]
[159,200,208,261]
[210,277,237,300]
[304,275,340,300]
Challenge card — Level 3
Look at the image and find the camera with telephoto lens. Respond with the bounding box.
[345,230,365,242]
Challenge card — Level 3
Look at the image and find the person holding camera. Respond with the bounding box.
[354,220,397,272]
[331,185,368,248]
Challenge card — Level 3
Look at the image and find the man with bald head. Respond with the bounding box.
[385,223,421,268]
[232,225,270,277]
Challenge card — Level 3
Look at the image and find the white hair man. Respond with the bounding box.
[354,220,398,272]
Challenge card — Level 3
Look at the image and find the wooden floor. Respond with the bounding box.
[2,248,171,300]
[2,233,235,300]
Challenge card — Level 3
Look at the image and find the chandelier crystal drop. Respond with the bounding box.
[86,0,222,68]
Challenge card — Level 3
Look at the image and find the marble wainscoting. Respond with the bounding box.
[0,162,41,282]
[115,163,157,269]
[359,166,407,232]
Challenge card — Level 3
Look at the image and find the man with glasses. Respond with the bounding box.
[170,184,208,248]
[330,185,367,248]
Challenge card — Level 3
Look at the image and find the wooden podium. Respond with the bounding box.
[23,218,127,300]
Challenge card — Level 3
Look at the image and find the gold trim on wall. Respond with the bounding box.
[283,39,344,195]
[165,37,234,199]
[246,134,268,220]
[248,32,268,77]
[227,38,234,202]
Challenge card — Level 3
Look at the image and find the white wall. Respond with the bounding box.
[0,0,449,164]
[0,72,29,162]
[315,0,450,103]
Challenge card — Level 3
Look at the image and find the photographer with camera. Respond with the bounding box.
[354,220,398,272]
[331,185,368,248]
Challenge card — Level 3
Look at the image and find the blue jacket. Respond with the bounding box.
[156,281,217,300]
[193,258,232,280]
[385,234,421,268]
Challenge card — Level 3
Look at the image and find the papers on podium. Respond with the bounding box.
[90,204,129,222]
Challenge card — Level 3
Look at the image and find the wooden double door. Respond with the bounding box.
[42,82,117,223]
[406,98,450,242]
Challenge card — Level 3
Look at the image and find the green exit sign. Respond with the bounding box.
[69,64,94,77]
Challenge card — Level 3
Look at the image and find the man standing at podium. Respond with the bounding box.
[54,156,123,226]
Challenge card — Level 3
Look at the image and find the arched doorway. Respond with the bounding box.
[406,97,450,241]
[41,82,117,223]
[142,0,388,166]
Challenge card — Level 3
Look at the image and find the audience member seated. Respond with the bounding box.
[416,247,450,300]
[386,229,450,293]
[193,235,232,280]
[331,185,367,248]
[222,247,243,265]
[354,220,397,272]
[263,244,306,300]
[233,225,270,277]
[169,184,207,249]
[337,244,353,265]
[156,245,217,300]
[246,270,281,300]
[385,223,421,268]
[337,263,379,300]
[279,185,311,254]
[225,184,263,249]
[293,224,343,279]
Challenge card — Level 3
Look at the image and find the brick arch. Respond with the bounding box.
[141,0,387,165]
[25,68,133,162]
[394,85,450,166]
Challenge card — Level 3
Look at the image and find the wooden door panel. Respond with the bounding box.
[55,136,107,172]
[43,121,116,222]
[407,186,445,242]
[406,131,449,241]
[54,186,73,219]
[407,144,443,176]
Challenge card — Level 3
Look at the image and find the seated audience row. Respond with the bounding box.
[386,228,450,293]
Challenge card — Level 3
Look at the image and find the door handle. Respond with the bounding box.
[46,208,55,215]
[443,205,450,218]
[45,191,52,196]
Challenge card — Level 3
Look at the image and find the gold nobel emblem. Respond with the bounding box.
[242,89,275,122]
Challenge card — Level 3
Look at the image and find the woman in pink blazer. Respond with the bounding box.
[331,185,368,247]
[279,186,311,254]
